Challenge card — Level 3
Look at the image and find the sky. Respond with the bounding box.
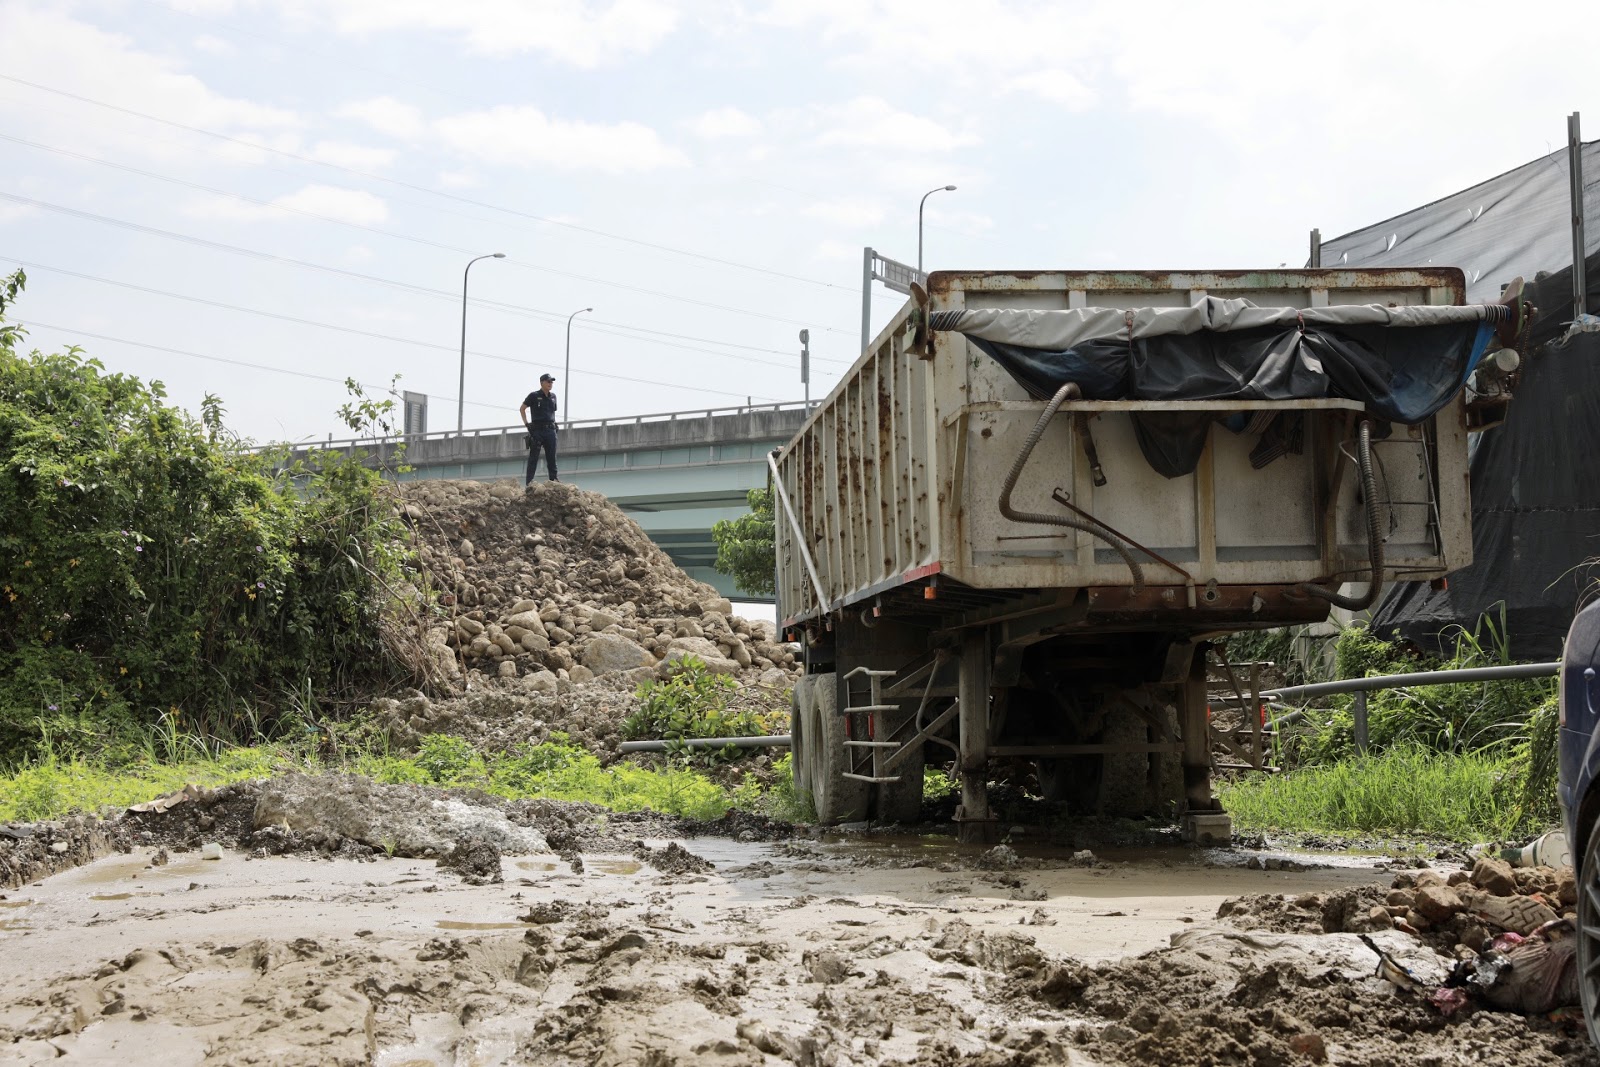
[0,0,1595,445]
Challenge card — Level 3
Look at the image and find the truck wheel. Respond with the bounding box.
[1580,814,1600,1048]
[789,676,812,797]
[808,673,869,824]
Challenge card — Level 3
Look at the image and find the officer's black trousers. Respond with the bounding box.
[526,426,558,483]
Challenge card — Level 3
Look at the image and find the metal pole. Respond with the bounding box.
[620,735,790,753]
[798,328,810,408]
[918,184,956,273]
[1352,691,1369,756]
[563,307,593,427]
[861,246,873,357]
[1309,228,1322,269]
[1261,661,1558,703]
[1570,112,1587,319]
[457,252,504,433]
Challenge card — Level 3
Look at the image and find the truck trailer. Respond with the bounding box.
[772,268,1527,844]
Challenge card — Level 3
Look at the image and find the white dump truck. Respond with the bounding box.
[771,268,1527,843]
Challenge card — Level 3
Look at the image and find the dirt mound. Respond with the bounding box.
[395,479,798,691]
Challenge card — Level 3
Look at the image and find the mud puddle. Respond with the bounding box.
[2,837,1591,1065]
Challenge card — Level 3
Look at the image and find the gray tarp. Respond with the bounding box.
[934,298,1499,478]
[931,298,1500,350]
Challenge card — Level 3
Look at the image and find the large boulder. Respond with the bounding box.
[580,633,654,675]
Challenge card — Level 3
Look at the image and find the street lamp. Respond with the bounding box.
[917,185,957,273]
[563,306,593,426]
[458,252,505,433]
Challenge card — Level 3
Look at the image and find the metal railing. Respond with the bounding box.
[1261,662,1560,755]
[255,400,818,455]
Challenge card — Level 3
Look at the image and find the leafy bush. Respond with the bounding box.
[1291,613,1554,764]
[0,269,411,761]
[623,657,780,763]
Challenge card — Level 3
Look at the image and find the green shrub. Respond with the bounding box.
[623,658,781,764]
[413,734,486,785]
[0,269,411,761]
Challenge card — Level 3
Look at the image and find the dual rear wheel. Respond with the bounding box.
[790,673,922,824]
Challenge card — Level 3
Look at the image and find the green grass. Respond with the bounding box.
[0,731,801,825]
[1219,745,1537,840]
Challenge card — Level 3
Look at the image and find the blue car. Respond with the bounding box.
[1561,595,1600,1042]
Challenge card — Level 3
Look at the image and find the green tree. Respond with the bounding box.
[711,487,775,597]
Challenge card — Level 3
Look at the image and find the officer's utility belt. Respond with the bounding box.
[525,423,555,449]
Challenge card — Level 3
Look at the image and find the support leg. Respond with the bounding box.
[955,631,997,845]
[1180,647,1230,845]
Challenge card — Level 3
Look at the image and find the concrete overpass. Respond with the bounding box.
[281,402,812,601]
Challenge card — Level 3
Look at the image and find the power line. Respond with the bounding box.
[0,130,832,332]
[0,187,848,364]
[13,318,786,404]
[0,73,854,297]
[3,258,811,373]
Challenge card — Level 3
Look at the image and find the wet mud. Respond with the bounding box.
[4,814,1591,1066]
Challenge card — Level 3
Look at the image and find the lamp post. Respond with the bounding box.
[457,252,505,433]
[917,185,957,273]
[563,306,593,426]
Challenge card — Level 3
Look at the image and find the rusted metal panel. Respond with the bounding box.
[774,268,1474,626]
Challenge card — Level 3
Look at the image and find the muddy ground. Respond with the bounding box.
[1,787,1593,1067]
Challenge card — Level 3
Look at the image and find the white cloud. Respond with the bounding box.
[811,239,862,263]
[1004,69,1095,110]
[345,244,375,263]
[273,185,389,225]
[0,203,40,225]
[687,106,762,139]
[305,0,680,67]
[0,5,298,163]
[810,97,976,153]
[191,33,234,55]
[803,197,884,228]
[308,140,396,170]
[434,106,687,173]
[185,185,389,226]
[336,96,426,139]
[437,170,480,189]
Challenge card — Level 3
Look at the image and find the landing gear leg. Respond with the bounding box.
[955,632,997,845]
[1179,648,1231,845]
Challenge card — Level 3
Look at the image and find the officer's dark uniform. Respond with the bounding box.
[523,386,559,484]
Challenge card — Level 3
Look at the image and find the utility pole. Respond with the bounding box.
[798,328,810,408]
[1570,112,1587,319]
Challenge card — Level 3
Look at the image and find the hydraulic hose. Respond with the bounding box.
[998,382,1145,592]
[1297,419,1384,611]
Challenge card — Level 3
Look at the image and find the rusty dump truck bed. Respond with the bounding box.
[773,268,1473,630]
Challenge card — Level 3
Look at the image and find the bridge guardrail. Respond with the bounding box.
[254,400,818,455]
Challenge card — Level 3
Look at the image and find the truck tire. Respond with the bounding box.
[789,675,813,796]
[808,672,869,824]
[1579,814,1600,1049]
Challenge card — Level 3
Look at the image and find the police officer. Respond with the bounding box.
[519,373,560,485]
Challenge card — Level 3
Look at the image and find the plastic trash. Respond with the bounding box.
[1500,831,1570,870]
[200,842,224,861]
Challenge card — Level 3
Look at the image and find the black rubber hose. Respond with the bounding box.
[998,382,1145,592]
[1297,419,1384,611]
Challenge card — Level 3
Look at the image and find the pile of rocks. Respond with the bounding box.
[1375,856,1575,951]
[395,479,797,691]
